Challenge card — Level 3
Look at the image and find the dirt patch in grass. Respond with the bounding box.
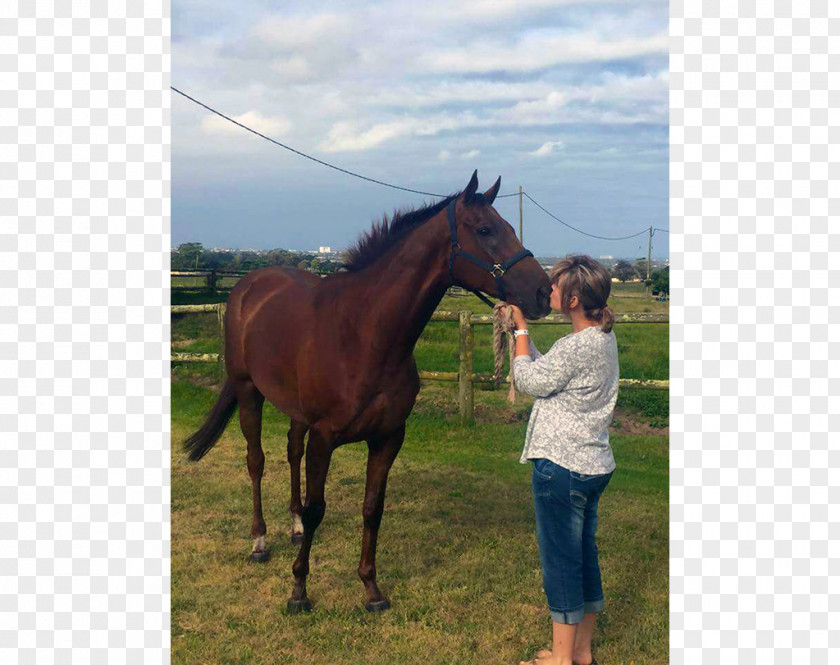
[172,339,199,349]
[611,405,668,436]
[474,401,529,425]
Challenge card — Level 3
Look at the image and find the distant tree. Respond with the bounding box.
[170,245,346,275]
[203,251,227,271]
[651,266,669,295]
[633,258,648,281]
[612,260,635,282]
[232,251,262,272]
[319,259,339,274]
[174,242,204,270]
[267,249,302,268]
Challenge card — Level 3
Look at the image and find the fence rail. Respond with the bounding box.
[172,271,473,299]
[171,303,668,423]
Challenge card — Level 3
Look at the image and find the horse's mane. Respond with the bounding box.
[342,192,459,272]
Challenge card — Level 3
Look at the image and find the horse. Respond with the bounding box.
[182,171,552,613]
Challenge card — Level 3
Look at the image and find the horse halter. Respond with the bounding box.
[446,199,534,308]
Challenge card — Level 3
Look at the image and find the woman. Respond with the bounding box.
[508,255,619,665]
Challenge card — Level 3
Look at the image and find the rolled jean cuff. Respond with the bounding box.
[549,605,585,625]
[584,597,604,614]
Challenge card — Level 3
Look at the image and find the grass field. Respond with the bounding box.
[172,290,668,427]
[171,289,668,664]
[172,381,667,665]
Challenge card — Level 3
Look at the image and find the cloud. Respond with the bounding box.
[422,32,668,73]
[239,12,360,83]
[318,113,482,152]
[172,2,669,253]
[405,0,658,26]
[530,141,564,157]
[250,13,353,50]
[312,71,667,152]
[319,119,414,152]
[200,110,291,137]
[494,72,668,125]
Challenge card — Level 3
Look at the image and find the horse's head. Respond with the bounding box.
[448,171,552,319]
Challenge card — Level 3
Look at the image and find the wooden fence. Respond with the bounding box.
[172,270,473,299]
[171,304,668,424]
[171,270,248,295]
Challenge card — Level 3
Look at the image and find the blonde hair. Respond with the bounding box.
[548,255,615,333]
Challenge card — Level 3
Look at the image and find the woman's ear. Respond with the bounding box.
[569,294,579,309]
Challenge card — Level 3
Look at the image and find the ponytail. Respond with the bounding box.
[599,304,615,333]
[585,303,614,333]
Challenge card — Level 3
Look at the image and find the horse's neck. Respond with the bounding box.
[356,215,451,360]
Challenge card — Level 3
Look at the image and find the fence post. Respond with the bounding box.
[207,268,218,296]
[459,310,474,425]
[216,303,226,381]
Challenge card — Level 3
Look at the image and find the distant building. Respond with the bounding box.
[318,246,331,253]
[599,255,614,260]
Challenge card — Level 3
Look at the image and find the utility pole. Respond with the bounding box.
[647,226,653,295]
[518,185,524,243]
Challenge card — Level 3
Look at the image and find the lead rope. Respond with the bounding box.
[492,303,519,403]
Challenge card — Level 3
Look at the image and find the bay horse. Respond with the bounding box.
[183,171,551,613]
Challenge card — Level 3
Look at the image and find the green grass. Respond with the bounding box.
[170,288,669,662]
[171,378,668,665]
[172,292,667,380]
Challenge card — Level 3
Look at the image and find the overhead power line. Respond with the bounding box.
[171,86,520,200]
[523,193,650,241]
[172,86,663,242]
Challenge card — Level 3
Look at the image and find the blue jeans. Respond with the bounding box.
[531,458,613,624]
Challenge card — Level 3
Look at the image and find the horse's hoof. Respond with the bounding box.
[249,549,270,563]
[287,597,313,614]
[365,599,391,613]
[291,533,304,546]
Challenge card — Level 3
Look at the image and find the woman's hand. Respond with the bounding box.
[508,304,528,329]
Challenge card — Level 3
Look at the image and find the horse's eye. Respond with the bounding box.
[477,227,491,236]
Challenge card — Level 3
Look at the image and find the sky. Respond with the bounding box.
[172,0,669,260]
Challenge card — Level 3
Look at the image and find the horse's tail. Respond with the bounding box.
[183,380,237,461]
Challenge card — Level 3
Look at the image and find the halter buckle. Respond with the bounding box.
[491,264,505,277]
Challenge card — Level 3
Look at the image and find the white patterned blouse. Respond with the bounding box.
[513,325,619,475]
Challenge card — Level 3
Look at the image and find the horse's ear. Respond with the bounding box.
[463,170,479,204]
[484,176,501,205]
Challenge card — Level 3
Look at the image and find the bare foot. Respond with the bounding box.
[518,654,560,665]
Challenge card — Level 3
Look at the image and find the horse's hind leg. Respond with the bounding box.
[235,381,269,562]
[287,420,308,545]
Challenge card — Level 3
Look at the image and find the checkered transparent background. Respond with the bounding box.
[670,1,838,663]
[2,2,170,664]
[2,1,838,663]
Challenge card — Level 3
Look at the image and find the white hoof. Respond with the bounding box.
[291,514,303,539]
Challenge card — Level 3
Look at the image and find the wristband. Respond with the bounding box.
[513,329,529,337]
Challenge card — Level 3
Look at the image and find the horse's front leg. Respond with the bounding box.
[287,427,334,613]
[359,424,405,612]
